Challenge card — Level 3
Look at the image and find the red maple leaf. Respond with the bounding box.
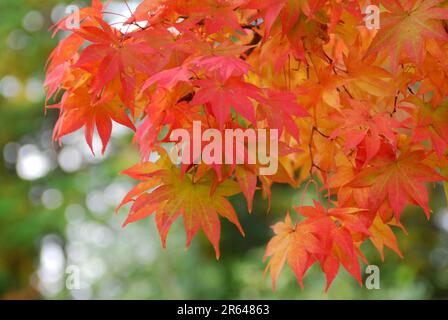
[350,148,445,219]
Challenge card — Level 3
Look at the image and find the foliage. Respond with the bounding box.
[45,0,448,291]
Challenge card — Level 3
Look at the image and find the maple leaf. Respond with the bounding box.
[330,99,401,162]
[266,202,368,291]
[264,212,323,290]
[135,88,201,160]
[45,0,448,294]
[194,55,252,81]
[294,201,369,290]
[199,0,246,34]
[235,166,257,213]
[191,75,263,128]
[343,38,396,98]
[258,89,309,142]
[366,0,448,70]
[419,40,448,105]
[244,0,325,36]
[51,86,135,154]
[119,151,244,258]
[124,0,167,23]
[402,96,448,157]
[369,216,403,261]
[296,66,349,111]
[74,18,160,104]
[141,66,192,91]
[350,149,445,220]
[45,34,85,102]
[258,33,302,73]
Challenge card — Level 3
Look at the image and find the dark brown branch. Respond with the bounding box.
[178,92,195,103]
[240,32,262,60]
[308,127,325,176]
[314,127,331,139]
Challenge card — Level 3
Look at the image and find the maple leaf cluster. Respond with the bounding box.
[45,0,448,291]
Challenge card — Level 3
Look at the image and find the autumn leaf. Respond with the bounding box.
[330,99,401,162]
[235,166,257,213]
[244,0,325,36]
[45,0,448,293]
[51,86,135,154]
[120,151,244,259]
[366,0,448,70]
[266,202,368,291]
[350,149,445,219]
[191,76,263,128]
[258,89,309,142]
[402,96,448,157]
[264,212,323,290]
[295,201,368,290]
[369,216,403,261]
[73,18,160,104]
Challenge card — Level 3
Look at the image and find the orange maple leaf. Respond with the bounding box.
[51,86,135,154]
[366,0,448,70]
[119,151,244,259]
[264,212,323,290]
[350,149,445,219]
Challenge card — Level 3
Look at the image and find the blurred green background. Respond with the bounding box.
[0,0,448,300]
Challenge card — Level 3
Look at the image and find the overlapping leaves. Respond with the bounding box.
[45,0,448,292]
